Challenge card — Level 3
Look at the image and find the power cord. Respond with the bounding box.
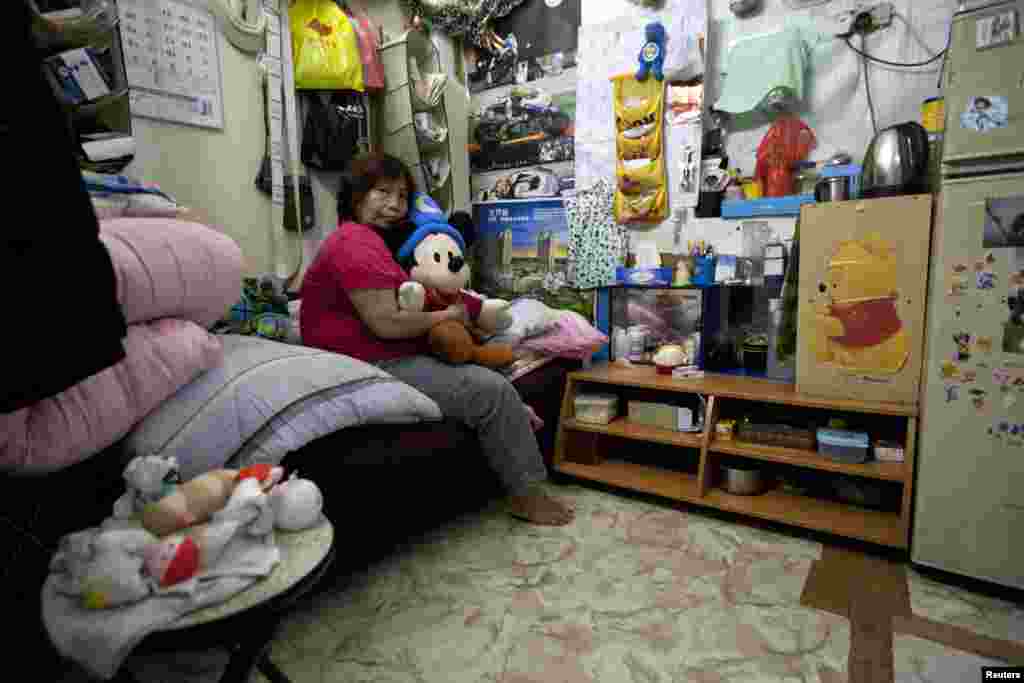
[842,12,948,68]
[860,34,877,136]
[843,35,947,67]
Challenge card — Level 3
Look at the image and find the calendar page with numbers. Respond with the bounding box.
[118,0,225,129]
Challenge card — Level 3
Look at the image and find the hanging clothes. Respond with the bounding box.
[1,2,127,414]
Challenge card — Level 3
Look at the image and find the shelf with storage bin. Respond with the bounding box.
[554,363,917,549]
[376,29,454,212]
[709,439,905,482]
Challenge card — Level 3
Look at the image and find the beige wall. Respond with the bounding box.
[128,0,471,278]
[127,37,276,277]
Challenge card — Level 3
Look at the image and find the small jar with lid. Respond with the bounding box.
[793,161,819,196]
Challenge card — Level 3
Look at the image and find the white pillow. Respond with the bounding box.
[486,298,561,347]
[124,335,442,479]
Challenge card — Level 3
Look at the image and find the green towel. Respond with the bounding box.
[716,27,809,115]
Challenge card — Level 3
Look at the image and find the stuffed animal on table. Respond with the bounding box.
[396,193,516,369]
[113,455,284,537]
[636,22,667,82]
[54,470,326,606]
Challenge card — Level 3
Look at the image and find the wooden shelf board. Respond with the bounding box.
[570,364,917,417]
[703,486,905,548]
[555,460,699,502]
[710,440,906,482]
[563,418,704,449]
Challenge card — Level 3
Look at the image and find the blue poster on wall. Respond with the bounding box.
[471,198,592,320]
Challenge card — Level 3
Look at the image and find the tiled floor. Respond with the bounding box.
[252,483,1023,683]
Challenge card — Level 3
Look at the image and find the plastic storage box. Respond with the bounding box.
[816,428,870,463]
[574,393,619,425]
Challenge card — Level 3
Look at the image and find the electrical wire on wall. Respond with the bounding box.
[841,10,950,136]
[860,33,877,135]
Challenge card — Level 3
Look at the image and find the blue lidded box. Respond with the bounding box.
[816,428,871,463]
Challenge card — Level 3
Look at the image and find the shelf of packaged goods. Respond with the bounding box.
[570,365,917,417]
[563,418,704,450]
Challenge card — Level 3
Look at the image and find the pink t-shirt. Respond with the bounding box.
[300,221,428,363]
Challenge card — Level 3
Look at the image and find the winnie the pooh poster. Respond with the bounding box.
[813,233,909,375]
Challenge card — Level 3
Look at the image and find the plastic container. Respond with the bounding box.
[817,428,870,464]
[692,256,716,286]
[739,423,816,450]
[720,459,769,495]
[574,393,619,425]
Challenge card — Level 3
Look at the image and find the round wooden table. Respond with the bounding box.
[115,517,335,683]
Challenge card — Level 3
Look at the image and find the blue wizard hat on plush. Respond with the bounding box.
[396,192,467,264]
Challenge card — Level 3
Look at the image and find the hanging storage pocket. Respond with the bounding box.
[617,156,665,194]
[611,73,668,224]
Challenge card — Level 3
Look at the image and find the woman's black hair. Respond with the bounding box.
[337,153,417,222]
[338,153,418,257]
[448,211,477,249]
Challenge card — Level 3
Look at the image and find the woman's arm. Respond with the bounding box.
[349,288,466,340]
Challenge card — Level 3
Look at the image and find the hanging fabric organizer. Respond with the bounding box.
[377,30,454,210]
[612,74,668,224]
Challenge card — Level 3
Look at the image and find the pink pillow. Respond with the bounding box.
[520,312,609,360]
[100,218,244,328]
[0,319,222,474]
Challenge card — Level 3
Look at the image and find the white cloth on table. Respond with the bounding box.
[42,481,280,681]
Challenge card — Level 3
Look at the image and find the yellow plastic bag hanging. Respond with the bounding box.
[290,0,365,91]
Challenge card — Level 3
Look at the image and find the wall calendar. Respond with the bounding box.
[118,0,225,129]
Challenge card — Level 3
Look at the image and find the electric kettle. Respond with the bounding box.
[860,122,930,198]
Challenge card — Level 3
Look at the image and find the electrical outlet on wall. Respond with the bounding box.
[829,1,894,37]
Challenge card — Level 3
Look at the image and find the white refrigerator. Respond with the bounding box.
[913,0,1024,588]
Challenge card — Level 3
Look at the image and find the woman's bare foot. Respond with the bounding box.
[507,490,574,526]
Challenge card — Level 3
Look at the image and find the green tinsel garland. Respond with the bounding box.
[401,0,527,49]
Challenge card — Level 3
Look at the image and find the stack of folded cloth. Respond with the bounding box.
[83,171,190,220]
[0,217,243,475]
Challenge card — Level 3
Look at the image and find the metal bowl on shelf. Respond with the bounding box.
[720,459,769,496]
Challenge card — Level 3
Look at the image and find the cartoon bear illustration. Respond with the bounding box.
[814,234,909,374]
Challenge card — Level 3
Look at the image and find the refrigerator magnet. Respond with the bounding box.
[961,96,1009,133]
[970,388,989,411]
[945,384,960,402]
[953,332,972,361]
[940,359,961,381]
[983,197,1024,249]
[962,369,978,384]
[977,336,994,355]
[976,10,1017,50]
[977,271,997,290]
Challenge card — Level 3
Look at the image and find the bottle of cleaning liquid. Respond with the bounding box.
[612,327,629,364]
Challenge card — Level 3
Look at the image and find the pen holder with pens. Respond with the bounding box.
[692,256,716,287]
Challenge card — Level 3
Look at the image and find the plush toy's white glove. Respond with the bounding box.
[398,281,427,312]
[478,298,513,333]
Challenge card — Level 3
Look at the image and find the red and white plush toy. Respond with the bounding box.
[395,193,516,368]
[113,456,283,537]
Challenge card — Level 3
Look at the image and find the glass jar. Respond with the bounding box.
[793,162,819,195]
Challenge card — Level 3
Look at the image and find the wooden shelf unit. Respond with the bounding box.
[554,363,918,549]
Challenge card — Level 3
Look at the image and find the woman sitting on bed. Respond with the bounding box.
[300,153,573,526]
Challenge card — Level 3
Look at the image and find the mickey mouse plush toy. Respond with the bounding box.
[396,193,517,368]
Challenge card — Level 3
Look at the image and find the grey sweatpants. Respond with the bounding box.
[377,355,548,496]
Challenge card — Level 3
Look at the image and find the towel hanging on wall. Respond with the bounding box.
[715,27,809,115]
